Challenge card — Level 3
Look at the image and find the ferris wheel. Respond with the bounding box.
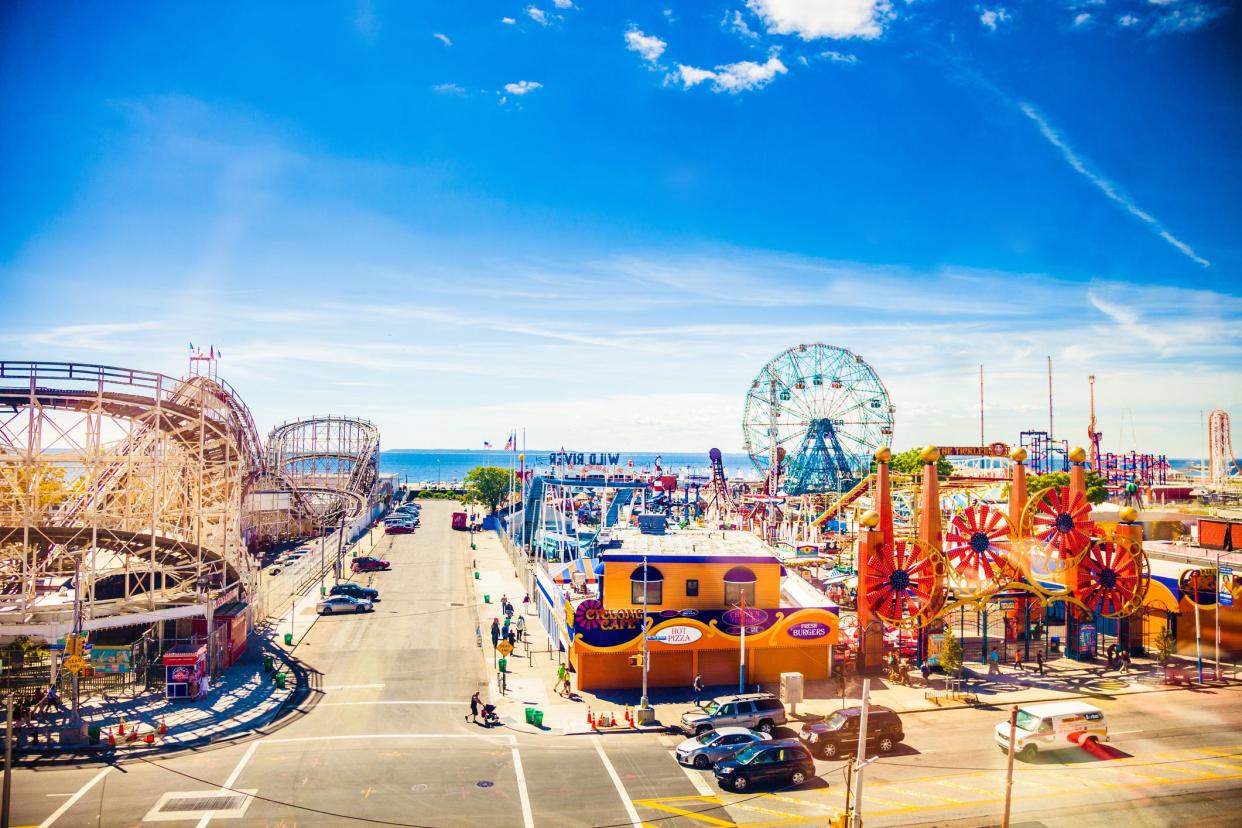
[742,343,895,495]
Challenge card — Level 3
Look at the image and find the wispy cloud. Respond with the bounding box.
[1018,102,1210,267]
[526,6,549,26]
[978,6,1010,32]
[503,80,542,96]
[672,56,787,93]
[625,27,667,64]
[432,32,452,47]
[432,83,466,95]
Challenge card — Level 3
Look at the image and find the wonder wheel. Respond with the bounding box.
[943,503,1015,599]
[1021,486,1093,575]
[863,538,947,628]
[1076,535,1148,618]
[742,343,894,496]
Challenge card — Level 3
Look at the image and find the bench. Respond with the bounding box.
[1163,665,1195,686]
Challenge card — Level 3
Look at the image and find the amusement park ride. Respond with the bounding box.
[0,355,381,640]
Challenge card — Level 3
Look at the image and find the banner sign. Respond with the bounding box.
[938,442,1010,458]
[571,603,838,649]
[649,625,703,645]
[549,451,623,466]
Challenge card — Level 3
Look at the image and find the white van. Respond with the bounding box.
[994,702,1109,759]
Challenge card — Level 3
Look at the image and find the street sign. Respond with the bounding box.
[496,641,513,657]
[1221,565,1234,576]
[64,654,87,673]
[1221,591,1234,607]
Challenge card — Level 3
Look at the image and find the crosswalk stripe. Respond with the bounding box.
[633,798,735,827]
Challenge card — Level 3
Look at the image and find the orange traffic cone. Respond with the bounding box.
[117,718,126,735]
[625,706,633,726]
[126,728,138,742]
[107,728,116,747]
[159,718,167,735]
[586,707,594,727]
[144,732,155,744]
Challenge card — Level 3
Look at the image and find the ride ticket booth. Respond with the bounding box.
[163,644,208,701]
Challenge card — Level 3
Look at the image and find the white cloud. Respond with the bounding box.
[1148,2,1227,34]
[746,0,893,40]
[432,83,465,95]
[725,9,760,40]
[504,80,543,95]
[527,6,549,25]
[433,32,452,46]
[502,17,516,24]
[1118,14,1140,26]
[553,0,573,8]
[978,6,1010,31]
[1018,102,1210,267]
[1072,12,1092,27]
[820,49,859,64]
[673,56,788,94]
[625,27,668,63]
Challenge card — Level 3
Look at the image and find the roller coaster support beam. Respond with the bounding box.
[1114,512,1145,656]
[877,452,893,548]
[856,447,892,676]
[1065,447,1089,660]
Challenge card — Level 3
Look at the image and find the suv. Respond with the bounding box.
[798,705,904,759]
[681,693,787,735]
[713,739,815,791]
[330,583,379,601]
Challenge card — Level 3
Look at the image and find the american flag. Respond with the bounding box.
[483,440,492,449]
[504,431,516,451]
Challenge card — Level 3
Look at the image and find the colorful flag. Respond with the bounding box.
[483,441,492,449]
[504,431,516,451]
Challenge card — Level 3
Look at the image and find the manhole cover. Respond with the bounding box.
[449,602,465,607]
[476,780,494,789]
[411,784,429,792]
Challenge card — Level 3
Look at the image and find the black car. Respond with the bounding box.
[798,705,904,759]
[712,739,816,792]
[330,583,380,601]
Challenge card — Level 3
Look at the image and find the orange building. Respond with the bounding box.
[565,527,840,690]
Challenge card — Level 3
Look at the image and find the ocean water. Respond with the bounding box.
[380,449,758,486]
[379,449,1202,487]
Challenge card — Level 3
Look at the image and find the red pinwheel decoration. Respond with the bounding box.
[1024,486,1093,571]
[1076,537,1148,618]
[944,503,1014,596]
[864,538,946,628]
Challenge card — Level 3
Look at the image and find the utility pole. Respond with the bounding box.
[850,678,874,827]
[979,364,985,446]
[638,554,653,724]
[3,691,13,828]
[1002,705,1017,828]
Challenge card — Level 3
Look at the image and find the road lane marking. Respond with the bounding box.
[314,700,463,707]
[633,797,735,827]
[38,767,111,828]
[322,683,386,690]
[265,733,507,744]
[730,801,805,819]
[196,739,260,828]
[672,754,716,797]
[594,736,644,828]
[509,737,536,828]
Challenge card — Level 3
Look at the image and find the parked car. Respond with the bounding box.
[330,583,380,601]
[681,693,788,735]
[316,595,373,615]
[385,524,414,535]
[713,739,816,791]
[799,705,905,759]
[676,727,771,769]
[351,556,391,572]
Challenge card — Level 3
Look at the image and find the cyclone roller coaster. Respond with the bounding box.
[0,360,380,642]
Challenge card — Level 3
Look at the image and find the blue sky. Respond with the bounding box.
[2,1,1239,456]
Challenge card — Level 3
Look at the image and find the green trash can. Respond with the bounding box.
[274,672,287,689]
[525,707,534,724]
[498,658,507,673]
[484,594,490,604]
[264,656,274,673]
[87,724,102,744]
[532,710,544,728]
[284,632,293,646]
[474,571,480,580]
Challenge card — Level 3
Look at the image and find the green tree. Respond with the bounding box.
[464,466,515,514]
[1154,627,1176,666]
[1027,470,1110,505]
[940,627,964,677]
[881,447,954,479]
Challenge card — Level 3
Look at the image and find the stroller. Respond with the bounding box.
[481,704,501,727]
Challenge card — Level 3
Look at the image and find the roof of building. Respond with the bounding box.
[603,524,779,564]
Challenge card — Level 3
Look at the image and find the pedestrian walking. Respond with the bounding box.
[523,593,530,612]
[987,647,1001,676]
[1120,649,1131,674]
[467,691,481,723]
[557,663,570,697]
[1013,651,1024,672]
[920,660,931,685]
[1036,650,1045,676]
[693,674,703,705]
[507,629,516,649]
[516,614,525,642]
[490,618,501,649]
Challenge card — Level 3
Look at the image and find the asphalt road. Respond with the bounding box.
[9,499,1242,827]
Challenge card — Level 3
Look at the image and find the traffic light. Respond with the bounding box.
[628,655,643,668]
[64,635,81,657]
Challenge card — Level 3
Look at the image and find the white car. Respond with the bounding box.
[316,595,374,615]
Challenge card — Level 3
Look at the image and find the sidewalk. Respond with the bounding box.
[467,530,1241,736]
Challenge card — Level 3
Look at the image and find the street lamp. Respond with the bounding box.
[638,555,653,724]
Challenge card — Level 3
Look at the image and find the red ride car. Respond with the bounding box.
[352,556,391,572]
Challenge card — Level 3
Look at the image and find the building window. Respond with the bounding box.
[630,564,663,605]
[685,579,700,597]
[724,566,757,607]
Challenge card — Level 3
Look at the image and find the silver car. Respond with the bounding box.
[316,595,373,615]
[676,727,771,769]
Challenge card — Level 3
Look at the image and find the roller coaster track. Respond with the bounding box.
[265,416,380,525]
[810,473,875,528]
[1208,409,1242,485]
[0,361,268,630]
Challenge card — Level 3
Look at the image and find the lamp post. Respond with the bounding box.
[637,554,653,724]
